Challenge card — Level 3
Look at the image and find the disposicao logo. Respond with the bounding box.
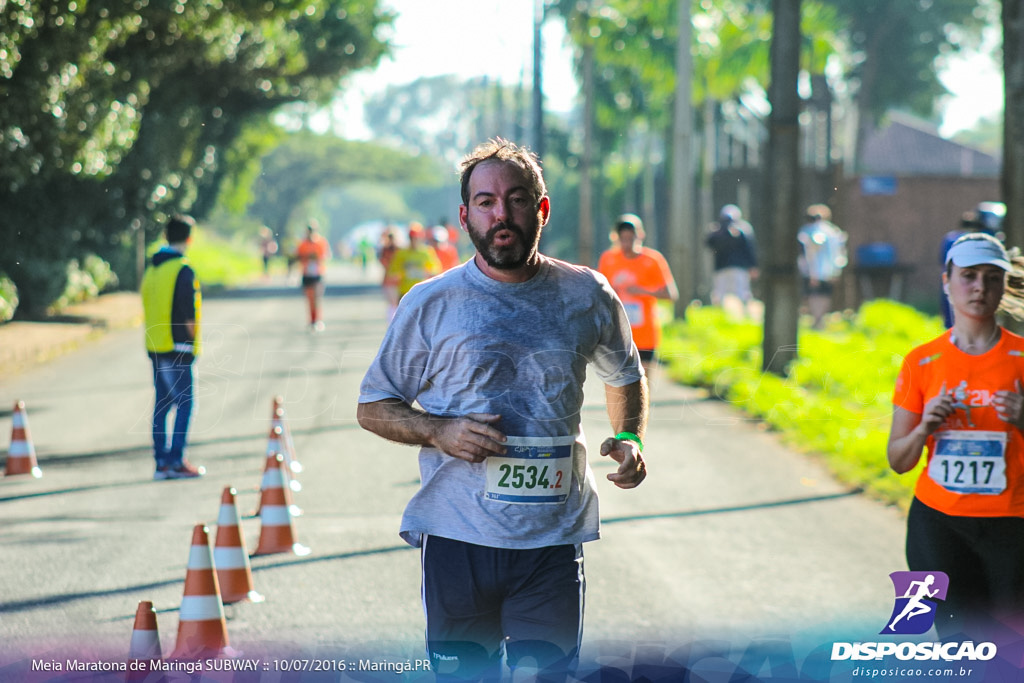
[880,571,949,635]
[830,570,997,664]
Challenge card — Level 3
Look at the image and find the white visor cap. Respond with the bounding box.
[946,234,1011,271]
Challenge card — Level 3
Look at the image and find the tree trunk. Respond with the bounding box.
[850,14,895,173]
[579,39,596,267]
[761,0,802,375]
[643,126,658,247]
[532,0,545,162]
[669,0,696,318]
[699,98,717,301]
[1004,0,1024,251]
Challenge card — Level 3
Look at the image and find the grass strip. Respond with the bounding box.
[660,300,945,510]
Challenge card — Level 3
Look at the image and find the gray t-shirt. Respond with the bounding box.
[358,255,643,549]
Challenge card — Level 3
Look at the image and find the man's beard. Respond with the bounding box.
[466,218,541,270]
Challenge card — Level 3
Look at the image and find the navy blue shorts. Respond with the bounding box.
[421,535,584,681]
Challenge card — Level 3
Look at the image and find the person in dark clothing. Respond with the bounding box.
[706,204,758,311]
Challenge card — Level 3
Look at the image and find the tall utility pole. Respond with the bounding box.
[579,37,595,267]
[532,0,545,160]
[669,0,695,318]
[761,0,802,375]
[1004,0,1024,251]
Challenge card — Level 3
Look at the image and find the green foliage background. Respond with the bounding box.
[661,301,945,509]
[1,0,394,315]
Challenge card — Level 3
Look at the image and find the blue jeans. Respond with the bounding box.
[150,354,194,467]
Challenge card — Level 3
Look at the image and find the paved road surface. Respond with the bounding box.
[0,265,913,681]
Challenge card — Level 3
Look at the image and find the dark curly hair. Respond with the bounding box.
[458,138,547,207]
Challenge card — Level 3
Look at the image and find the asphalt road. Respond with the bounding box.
[0,266,912,681]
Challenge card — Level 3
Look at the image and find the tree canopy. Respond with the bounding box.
[829,0,994,123]
[1,0,393,313]
[550,0,993,162]
[247,131,439,239]
[363,74,529,166]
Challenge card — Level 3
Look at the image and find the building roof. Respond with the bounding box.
[859,112,1000,177]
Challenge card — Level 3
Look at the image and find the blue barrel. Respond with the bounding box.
[857,242,896,267]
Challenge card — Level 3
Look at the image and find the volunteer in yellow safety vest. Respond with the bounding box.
[140,214,205,480]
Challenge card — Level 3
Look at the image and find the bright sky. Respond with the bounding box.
[334,1,1003,142]
[938,50,1004,137]
[334,0,576,140]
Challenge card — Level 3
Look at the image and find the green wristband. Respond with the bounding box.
[615,431,644,452]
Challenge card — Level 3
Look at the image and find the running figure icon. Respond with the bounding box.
[888,574,940,631]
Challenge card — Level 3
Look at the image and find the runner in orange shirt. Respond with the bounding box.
[294,221,330,331]
[888,233,1024,638]
[597,214,678,377]
[429,225,462,271]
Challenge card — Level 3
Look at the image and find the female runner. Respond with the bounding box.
[888,232,1024,638]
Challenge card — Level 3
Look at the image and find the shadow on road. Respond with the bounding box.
[602,489,864,526]
[0,578,183,616]
[0,479,152,504]
[249,544,414,573]
[0,545,415,616]
[16,420,362,474]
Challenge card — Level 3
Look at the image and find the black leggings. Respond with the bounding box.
[906,497,1024,639]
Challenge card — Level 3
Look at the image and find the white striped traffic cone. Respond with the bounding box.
[170,525,229,659]
[271,402,302,474]
[128,600,162,677]
[214,487,264,605]
[266,425,300,493]
[5,400,41,478]
[252,454,309,557]
[252,437,302,519]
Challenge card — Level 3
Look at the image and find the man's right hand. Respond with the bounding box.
[431,413,507,463]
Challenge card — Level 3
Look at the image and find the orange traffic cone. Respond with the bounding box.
[5,400,41,478]
[171,525,229,659]
[128,600,162,675]
[252,454,309,557]
[251,439,302,519]
[214,487,264,605]
[270,397,302,474]
[266,426,300,492]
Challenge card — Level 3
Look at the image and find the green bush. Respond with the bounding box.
[0,274,18,323]
[661,300,945,509]
[49,259,99,313]
[82,253,119,293]
[47,253,120,314]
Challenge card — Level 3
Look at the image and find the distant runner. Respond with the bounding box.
[597,213,678,378]
[294,220,330,331]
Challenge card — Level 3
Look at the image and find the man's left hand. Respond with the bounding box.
[600,437,646,489]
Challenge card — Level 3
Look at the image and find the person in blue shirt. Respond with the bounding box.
[939,202,1005,327]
